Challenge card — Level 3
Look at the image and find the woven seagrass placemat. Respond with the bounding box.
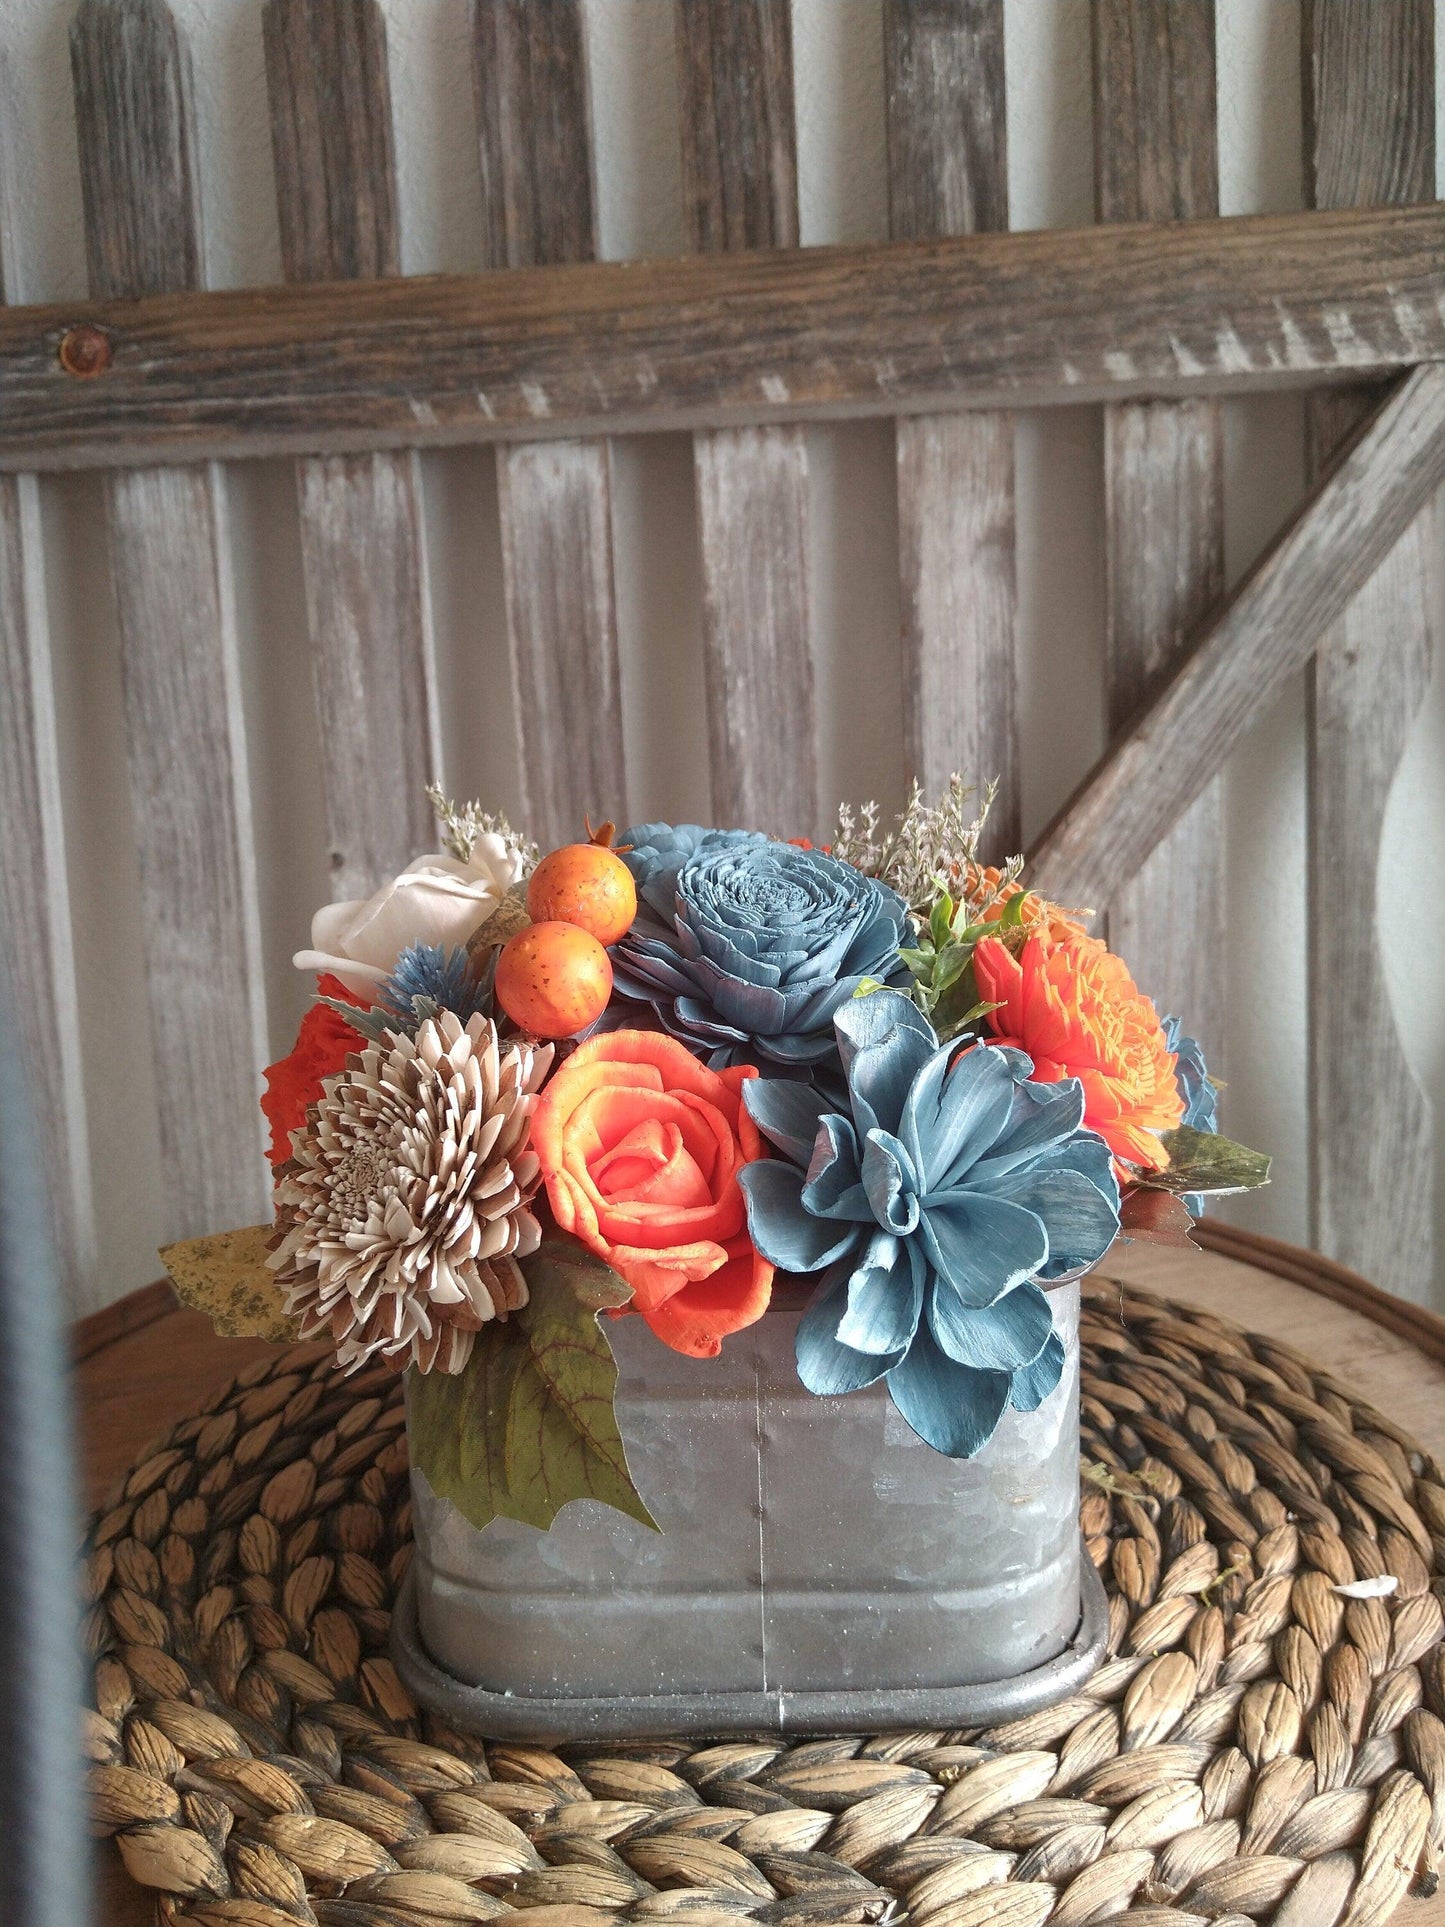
[84,1276,1445,1927]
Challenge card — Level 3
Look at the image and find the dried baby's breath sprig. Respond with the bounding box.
[426,784,539,873]
[832,773,998,915]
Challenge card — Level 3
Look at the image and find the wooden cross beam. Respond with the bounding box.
[0,203,1441,469]
[1027,362,1445,909]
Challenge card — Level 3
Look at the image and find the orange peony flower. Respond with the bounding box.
[964,863,1089,945]
[972,932,1183,1172]
[532,1031,774,1359]
[261,975,366,1167]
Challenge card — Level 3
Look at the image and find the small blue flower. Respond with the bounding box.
[1162,1016,1218,1215]
[610,825,909,1077]
[738,990,1120,1459]
[379,944,493,1029]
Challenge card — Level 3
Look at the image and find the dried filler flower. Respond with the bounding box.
[269,1010,554,1374]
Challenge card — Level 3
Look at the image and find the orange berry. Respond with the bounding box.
[526,842,637,946]
[495,922,613,1039]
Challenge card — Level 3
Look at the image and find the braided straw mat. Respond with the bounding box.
[84,1276,1445,1927]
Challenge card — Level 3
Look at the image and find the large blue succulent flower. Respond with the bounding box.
[1161,1015,1218,1215]
[610,824,909,1076]
[738,990,1121,1459]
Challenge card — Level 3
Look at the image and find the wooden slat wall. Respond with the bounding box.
[1093,0,1224,1061]
[1304,0,1437,1301]
[71,0,270,1238]
[473,0,627,850]
[885,0,1018,861]
[674,0,816,839]
[3,0,1438,1308]
[264,0,441,901]
[0,71,95,1304]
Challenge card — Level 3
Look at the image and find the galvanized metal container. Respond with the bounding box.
[392,1277,1105,1739]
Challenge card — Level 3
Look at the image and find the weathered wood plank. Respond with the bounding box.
[0,83,95,1305]
[1,204,1444,468]
[1303,0,1436,1302]
[265,0,439,898]
[675,0,814,837]
[71,0,269,1235]
[474,0,625,847]
[887,0,1018,859]
[1094,0,1224,1061]
[1027,363,1445,912]
[0,474,95,1303]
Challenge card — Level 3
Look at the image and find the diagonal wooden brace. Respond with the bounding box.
[1028,361,1445,909]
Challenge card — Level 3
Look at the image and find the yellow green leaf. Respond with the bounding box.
[407,1238,658,1535]
[158,1225,295,1341]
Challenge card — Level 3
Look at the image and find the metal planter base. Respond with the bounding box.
[391,1550,1107,1741]
[396,1279,1101,1741]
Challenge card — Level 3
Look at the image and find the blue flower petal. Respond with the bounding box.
[834,991,937,1135]
[986,1165,1120,1277]
[836,1233,925,1355]
[928,1277,1053,1372]
[918,1191,1049,1305]
[800,1113,872,1221]
[886,1320,1012,1457]
[908,1042,1020,1192]
[861,1129,922,1236]
[739,1161,860,1274]
[796,1264,900,1393]
[959,1076,1087,1188]
[612,830,906,1078]
[1009,1331,1066,1412]
[743,1078,834,1167]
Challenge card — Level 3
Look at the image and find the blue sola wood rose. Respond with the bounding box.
[610,824,909,1075]
[738,990,1122,1459]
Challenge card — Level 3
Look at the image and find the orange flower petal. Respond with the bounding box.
[978,931,1183,1173]
[638,1245,776,1359]
[532,1029,773,1356]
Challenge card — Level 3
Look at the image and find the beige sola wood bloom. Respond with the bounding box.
[270,1010,553,1373]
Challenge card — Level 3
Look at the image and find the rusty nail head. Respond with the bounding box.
[58,323,113,377]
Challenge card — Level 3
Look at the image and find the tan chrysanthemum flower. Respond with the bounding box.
[269,1011,554,1374]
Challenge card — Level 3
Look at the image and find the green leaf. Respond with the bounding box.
[1147,1127,1272,1197]
[996,888,1029,930]
[159,1225,295,1342]
[406,1238,659,1536]
[929,893,954,950]
[1118,1187,1200,1250]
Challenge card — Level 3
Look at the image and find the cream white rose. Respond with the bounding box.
[294,834,524,996]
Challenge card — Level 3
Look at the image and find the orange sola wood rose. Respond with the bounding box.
[972,929,1184,1173]
[532,1031,774,1358]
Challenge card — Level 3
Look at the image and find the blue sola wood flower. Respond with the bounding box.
[609,824,909,1075]
[738,989,1122,1459]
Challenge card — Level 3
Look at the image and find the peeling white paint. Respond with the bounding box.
[409,397,438,426]
[1168,335,1206,378]
[475,391,496,419]
[521,381,552,418]
[1322,305,1376,366]
[1104,350,1137,382]
[1213,323,1254,374]
[1274,305,1317,371]
[760,374,790,405]
[1390,290,1431,355]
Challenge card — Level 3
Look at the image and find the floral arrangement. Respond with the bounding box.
[163,781,1268,1530]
